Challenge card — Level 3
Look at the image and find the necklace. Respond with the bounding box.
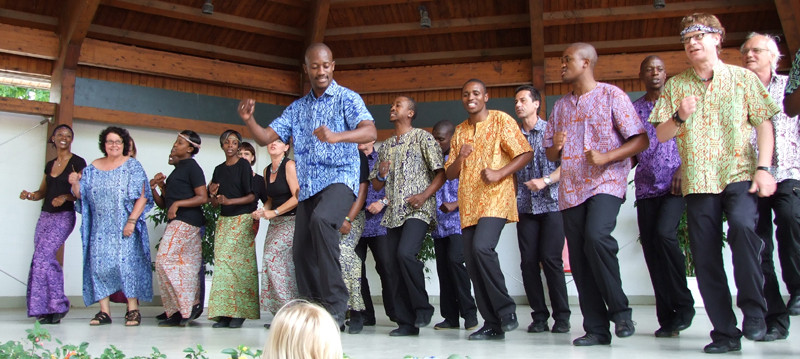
[270,157,284,174]
[699,74,713,82]
[54,156,69,167]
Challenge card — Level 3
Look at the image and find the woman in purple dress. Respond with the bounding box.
[20,124,86,324]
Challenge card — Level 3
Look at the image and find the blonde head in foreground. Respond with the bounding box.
[263,300,343,359]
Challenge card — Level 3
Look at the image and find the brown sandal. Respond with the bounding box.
[89,311,112,326]
[125,309,141,326]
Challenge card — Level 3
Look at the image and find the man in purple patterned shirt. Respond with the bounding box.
[632,55,695,339]
[513,85,571,335]
[355,140,396,326]
[741,33,799,340]
[430,120,478,331]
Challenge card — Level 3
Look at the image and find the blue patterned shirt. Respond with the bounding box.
[515,118,559,215]
[433,154,461,239]
[362,148,387,237]
[269,80,374,200]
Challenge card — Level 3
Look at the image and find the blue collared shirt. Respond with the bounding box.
[269,80,374,200]
[362,148,387,237]
[516,118,560,214]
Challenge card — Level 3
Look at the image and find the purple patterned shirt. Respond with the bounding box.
[515,118,560,214]
[361,148,387,237]
[544,83,646,210]
[432,155,461,239]
[632,96,681,199]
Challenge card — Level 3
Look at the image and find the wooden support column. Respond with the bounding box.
[529,0,546,110]
[301,0,331,94]
[775,0,800,61]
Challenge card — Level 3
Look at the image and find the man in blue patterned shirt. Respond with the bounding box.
[239,43,377,325]
[512,85,571,335]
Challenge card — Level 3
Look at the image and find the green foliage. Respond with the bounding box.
[0,84,50,101]
[417,232,436,273]
[149,203,220,275]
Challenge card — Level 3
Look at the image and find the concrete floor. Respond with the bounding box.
[1,304,798,359]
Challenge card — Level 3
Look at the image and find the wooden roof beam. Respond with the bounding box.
[774,0,800,61]
[302,0,331,94]
[325,14,528,41]
[529,0,546,102]
[104,0,305,41]
[329,0,427,9]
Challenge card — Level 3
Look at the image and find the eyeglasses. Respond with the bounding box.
[741,47,768,55]
[105,140,123,146]
[680,32,707,44]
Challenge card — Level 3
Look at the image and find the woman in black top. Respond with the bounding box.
[207,130,259,328]
[19,124,87,324]
[251,138,299,325]
[150,130,208,326]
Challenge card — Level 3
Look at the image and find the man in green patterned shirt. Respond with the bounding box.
[650,13,780,354]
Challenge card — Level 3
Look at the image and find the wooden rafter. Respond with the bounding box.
[529,0,545,101]
[104,0,305,41]
[774,0,800,60]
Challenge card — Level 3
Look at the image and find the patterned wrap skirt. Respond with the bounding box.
[208,213,260,320]
[260,215,299,314]
[340,211,366,311]
[27,211,75,317]
[155,220,202,318]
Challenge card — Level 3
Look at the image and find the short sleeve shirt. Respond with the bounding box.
[362,148,387,237]
[370,128,443,228]
[763,74,800,183]
[165,158,206,227]
[544,83,645,210]
[445,110,532,228]
[269,80,374,201]
[632,96,681,199]
[211,158,255,216]
[515,118,560,214]
[432,154,461,239]
[649,61,780,195]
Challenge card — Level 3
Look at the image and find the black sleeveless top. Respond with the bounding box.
[265,157,296,216]
[43,154,87,213]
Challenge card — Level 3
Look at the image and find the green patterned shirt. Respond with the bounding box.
[786,48,800,95]
[650,61,780,195]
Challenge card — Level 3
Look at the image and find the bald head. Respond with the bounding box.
[305,43,333,64]
[432,119,455,136]
[569,42,598,68]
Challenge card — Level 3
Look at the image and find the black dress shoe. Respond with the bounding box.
[787,295,800,316]
[551,320,570,333]
[572,333,611,346]
[742,316,766,341]
[155,312,168,320]
[500,313,518,332]
[264,323,271,329]
[464,317,479,330]
[614,319,635,338]
[672,307,695,332]
[654,327,679,338]
[348,311,364,334]
[228,317,245,328]
[703,338,741,354]
[414,312,431,328]
[758,326,788,341]
[433,320,459,330]
[212,317,231,328]
[159,313,185,327]
[36,315,52,325]
[49,312,66,324]
[389,326,419,337]
[364,316,377,326]
[527,319,549,333]
[468,326,505,340]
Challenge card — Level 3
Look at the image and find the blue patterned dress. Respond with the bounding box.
[77,157,153,306]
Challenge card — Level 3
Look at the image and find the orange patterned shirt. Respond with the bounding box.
[445,110,533,228]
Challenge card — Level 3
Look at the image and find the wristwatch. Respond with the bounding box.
[672,111,685,125]
[274,209,280,216]
[543,175,552,185]
[380,198,389,205]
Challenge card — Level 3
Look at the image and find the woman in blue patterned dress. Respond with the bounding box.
[69,126,153,326]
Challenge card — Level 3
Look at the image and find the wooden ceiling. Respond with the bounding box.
[0,0,794,74]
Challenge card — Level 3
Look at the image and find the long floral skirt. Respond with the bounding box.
[27,211,74,317]
[260,215,299,314]
[340,211,366,311]
[208,214,260,320]
[155,220,202,318]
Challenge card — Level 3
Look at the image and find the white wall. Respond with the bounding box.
[2,111,786,310]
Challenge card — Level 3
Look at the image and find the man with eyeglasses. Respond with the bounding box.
[544,43,648,347]
[650,14,781,353]
[741,32,800,341]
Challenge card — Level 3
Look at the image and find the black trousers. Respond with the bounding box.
[292,183,354,323]
[636,194,694,328]
[755,179,800,332]
[516,211,570,322]
[463,217,516,331]
[686,181,766,341]
[433,233,477,324]
[757,179,800,297]
[355,234,396,321]
[562,194,631,342]
[386,218,434,328]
